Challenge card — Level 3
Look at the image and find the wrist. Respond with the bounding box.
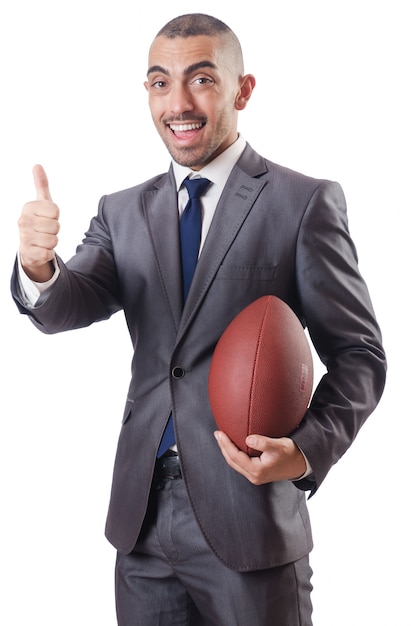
[20,257,55,283]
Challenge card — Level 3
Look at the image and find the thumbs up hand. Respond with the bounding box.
[18,165,60,282]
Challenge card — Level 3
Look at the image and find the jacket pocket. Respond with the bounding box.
[216,265,278,281]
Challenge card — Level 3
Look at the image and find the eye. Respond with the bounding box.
[151,80,167,89]
[191,76,214,87]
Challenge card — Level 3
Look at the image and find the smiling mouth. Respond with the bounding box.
[168,121,206,133]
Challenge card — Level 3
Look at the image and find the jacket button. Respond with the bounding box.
[172,366,185,379]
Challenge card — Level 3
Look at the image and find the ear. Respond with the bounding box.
[235,74,256,111]
[144,81,149,92]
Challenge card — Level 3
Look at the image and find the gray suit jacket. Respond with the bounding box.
[12,143,386,570]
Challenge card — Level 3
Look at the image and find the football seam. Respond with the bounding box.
[247,297,270,442]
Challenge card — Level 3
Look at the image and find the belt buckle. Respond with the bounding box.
[157,450,181,480]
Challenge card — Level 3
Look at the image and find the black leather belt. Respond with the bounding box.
[154,450,182,480]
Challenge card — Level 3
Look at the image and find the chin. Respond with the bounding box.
[168,143,218,169]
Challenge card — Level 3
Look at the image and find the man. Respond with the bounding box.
[12,13,386,626]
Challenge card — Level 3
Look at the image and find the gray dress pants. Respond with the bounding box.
[115,477,313,626]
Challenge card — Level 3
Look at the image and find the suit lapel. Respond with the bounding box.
[142,168,183,332]
[178,150,268,338]
[142,145,269,340]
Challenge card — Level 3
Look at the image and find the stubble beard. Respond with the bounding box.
[160,129,220,169]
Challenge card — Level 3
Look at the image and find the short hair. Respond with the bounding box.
[157,13,232,38]
[156,13,244,75]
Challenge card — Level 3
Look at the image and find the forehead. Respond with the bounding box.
[148,34,229,75]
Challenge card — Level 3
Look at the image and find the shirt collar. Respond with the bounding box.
[172,135,247,192]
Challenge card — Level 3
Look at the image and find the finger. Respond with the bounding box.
[19,202,60,228]
[245,434,272,453]
[19,224,59,253]
[214,431,255,473]
[32,215,60,235]
[214,430,236,452]
[32,164,52,201]
[20,243,57,268]
[215,435,267,485]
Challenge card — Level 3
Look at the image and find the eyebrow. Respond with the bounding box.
[147,60,218,77]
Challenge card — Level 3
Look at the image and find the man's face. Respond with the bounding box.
[145,35,244,170]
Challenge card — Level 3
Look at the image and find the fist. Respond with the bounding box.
[18,165,60,281]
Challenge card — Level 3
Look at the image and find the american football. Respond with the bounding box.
[208,295,313,456]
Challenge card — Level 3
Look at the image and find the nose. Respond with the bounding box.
[168,83,194,116]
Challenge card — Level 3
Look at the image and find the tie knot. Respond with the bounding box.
[183,177,211,200]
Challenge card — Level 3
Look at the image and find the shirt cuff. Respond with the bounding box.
[294,445,313,481]
[17,254,60,307]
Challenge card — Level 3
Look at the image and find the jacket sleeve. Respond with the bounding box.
[290,181,387,494]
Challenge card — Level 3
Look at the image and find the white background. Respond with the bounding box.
[1,1,413,624]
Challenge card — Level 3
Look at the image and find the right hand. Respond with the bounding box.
[18,165,60,282]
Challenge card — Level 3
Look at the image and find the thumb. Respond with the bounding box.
[245,434,272,453]
[32,164,52,201]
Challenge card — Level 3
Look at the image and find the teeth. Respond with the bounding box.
[169,122,203,132]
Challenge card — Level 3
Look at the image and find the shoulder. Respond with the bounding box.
[239,143,344,205]
[93,171,174,228]
[101,171,172,205]
[237,143,338,190]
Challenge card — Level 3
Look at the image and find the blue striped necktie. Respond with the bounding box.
[157,177,211,457]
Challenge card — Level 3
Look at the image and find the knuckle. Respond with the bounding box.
[22,201,37,215]
[249,474,262,486]
[18,214,31,229]
[35,247,53,264]
[248,468,263,485]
